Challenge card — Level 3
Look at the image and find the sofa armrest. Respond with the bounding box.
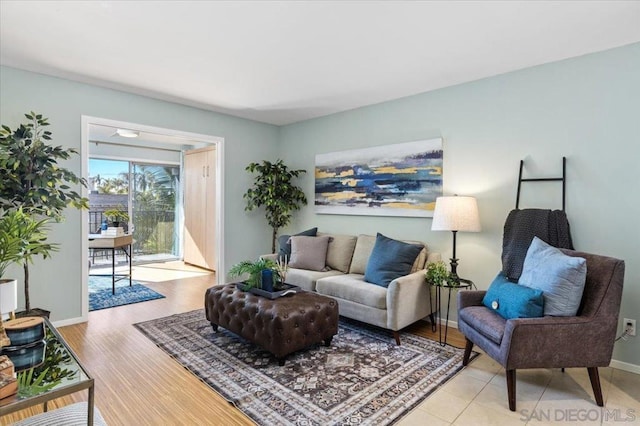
[426,252,442,264]
[386,270,431,330]
[260,253,278,262]
[457,290,486,310]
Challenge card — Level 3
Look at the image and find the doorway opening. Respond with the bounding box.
[81,116,224,321]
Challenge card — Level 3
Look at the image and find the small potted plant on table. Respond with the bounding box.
[425,261,456,287]
[228,258,278,292]
[103,207,129,228]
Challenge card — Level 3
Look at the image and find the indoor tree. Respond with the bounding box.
[243,159,307,253]
[0,112,88,314]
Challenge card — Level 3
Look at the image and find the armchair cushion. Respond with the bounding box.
[459,306,506,345]
[483,272,544,319]
[519,237,586,316]
[364,233,423,288]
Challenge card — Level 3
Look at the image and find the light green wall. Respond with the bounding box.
[2,43,638,366]
[0,65,280,321]
[279,43,640,366]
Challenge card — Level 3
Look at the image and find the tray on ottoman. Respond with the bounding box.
[235,282,300,299]
[205,284,339,365]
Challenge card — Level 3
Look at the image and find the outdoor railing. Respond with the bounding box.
[89,209,176,259]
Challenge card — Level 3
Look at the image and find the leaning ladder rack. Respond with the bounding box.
[516,157,566,211]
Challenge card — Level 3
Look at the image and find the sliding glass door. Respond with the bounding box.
[131,163,181,262]
[88,159,181,264]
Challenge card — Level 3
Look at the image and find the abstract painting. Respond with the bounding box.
[315,138,443,217]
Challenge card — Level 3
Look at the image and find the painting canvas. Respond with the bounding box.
[315,138,443,217]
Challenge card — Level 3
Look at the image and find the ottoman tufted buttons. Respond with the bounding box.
[205,283,338,363]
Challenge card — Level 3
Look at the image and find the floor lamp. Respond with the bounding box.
[431,196,481,281]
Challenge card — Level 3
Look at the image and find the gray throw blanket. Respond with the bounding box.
[501,209,574,281]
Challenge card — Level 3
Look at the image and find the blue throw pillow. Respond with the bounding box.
[278,227,317,259]
[518,237,586,316]
[482,272,544,320]
[364,233,423,288]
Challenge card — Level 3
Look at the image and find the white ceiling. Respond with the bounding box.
[2,1,640,126]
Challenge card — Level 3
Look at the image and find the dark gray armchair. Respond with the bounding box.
[457,249,625,411]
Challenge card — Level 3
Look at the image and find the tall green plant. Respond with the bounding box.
[0,112,86,313]
[0,112,88,218]
[0,210,26,278]
[0,209,56,309]
[244,160,307,253]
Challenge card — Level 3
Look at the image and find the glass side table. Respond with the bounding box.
[0,317,95,425]
[429,278,475,346]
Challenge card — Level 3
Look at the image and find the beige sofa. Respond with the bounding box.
[264,232,440,344]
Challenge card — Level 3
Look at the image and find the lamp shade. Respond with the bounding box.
[431,196,481,232]
[0,278,18,319]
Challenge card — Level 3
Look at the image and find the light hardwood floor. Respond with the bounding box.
[4,267,637,425]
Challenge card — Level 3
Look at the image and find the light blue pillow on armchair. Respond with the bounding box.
[482,272,544,320]
[518,237,587,316]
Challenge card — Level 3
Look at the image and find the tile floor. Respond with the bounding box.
[399,352,640,425]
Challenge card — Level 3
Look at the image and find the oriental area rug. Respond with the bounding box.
[134,309,476,425]
[88,276,165,311]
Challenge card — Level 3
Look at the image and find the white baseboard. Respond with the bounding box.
[609,359,640,375]
[52,315,86,328]
[430,319,640,375]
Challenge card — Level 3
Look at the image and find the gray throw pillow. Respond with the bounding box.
[288,235,331,272]
[519,237,586,316]
[278,227,318,259]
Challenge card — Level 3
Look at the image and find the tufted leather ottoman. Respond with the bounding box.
[204,284,339,365]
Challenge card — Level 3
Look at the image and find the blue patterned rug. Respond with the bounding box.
[89,276,165,311]
[135,310,477,425]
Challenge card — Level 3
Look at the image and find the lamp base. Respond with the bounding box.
[449,257,460,282]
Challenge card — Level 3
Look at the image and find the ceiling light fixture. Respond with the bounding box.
[115,129,139,138]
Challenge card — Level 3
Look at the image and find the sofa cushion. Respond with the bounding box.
[364,233,423,288]
[459,306,506,345]
[318,232,358,273]
[288,235,331,271]
[482,272,544,319]
[278,227,318,259]
[519,237,587,316]
[316,275,387,310]
[285,268,343,292]
[407,243,428,272]
[349,234,377,274]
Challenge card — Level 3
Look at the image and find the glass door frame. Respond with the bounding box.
[88,156,183,265]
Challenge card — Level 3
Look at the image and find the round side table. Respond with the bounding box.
[429,278,475,346]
